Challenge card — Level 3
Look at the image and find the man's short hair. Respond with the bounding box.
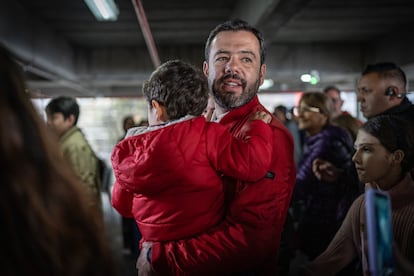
[323,86,341,95]
[204,19,266,65]
[362,62,407,90]
[45,96,80,125]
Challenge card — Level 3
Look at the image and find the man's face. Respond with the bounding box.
[46,112,73,137]
[325,89,343,118]
[203,30,266,111]
[357,73,393,119]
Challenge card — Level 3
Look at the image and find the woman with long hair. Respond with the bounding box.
[0,45,117,276]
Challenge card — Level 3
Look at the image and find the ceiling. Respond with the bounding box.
[1,0,414,98]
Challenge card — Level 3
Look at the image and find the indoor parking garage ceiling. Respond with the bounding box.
[1,0,414,97]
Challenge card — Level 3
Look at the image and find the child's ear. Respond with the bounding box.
[151,100,168,122]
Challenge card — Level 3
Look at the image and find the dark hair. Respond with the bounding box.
[275,105,287,115]
[361,62,407,91]
[204,19,266,65]
[361,115,414,174]
[45,96,80,125]
[122,115,135,131]
[0,45,117,276]
[142,59,209,120]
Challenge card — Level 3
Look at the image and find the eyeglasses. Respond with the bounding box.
[293,106,321,116]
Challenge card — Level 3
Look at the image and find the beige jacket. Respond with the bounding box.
[61,126,101,210]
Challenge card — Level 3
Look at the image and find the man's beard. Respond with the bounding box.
[211,73,260,110]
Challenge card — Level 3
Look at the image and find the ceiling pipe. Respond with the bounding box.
[131,0,161,68]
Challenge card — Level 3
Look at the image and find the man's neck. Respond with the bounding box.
[214,105,228,117]
[213,105,230,122]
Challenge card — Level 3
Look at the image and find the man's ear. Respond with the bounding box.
[67,114,76,126]
[203,61,209,77]
[151,100,168,122]
[259,63,266,86]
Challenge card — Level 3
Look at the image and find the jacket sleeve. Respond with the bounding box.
[150,126,296,275]
[302,197,362,275]
[207,120,272,182]
[111,181,134,218]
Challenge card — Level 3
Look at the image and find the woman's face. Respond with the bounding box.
[296,101,328,136]
[352,129,395,188]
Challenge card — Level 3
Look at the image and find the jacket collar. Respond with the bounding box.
[60,126,80,142]
[381,97,413,116]
[126,115,197,138]
[219,95,260,124]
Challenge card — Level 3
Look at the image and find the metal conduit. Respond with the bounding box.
[131,0,161,69]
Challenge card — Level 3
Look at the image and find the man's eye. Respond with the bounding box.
[216,56,228,62]
[242,57,252,63]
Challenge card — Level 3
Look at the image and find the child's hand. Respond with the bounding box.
[251,111,271,124]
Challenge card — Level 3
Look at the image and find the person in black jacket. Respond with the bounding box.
[357,62,414,121]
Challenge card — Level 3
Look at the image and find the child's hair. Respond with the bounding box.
[142,59,209,120]
[361,115,414,174]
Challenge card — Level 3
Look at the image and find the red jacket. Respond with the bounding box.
[151,96,296,275]
[111,116,272,242]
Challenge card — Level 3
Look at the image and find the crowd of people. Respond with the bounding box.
[2,17,414,276]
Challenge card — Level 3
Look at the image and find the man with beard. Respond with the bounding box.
[136,19,296,275]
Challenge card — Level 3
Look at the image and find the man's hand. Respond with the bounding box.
[312,158,343,182]
[136,241,154,276]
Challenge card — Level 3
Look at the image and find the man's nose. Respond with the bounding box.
[356,92,363,102]
[224,58,239,75]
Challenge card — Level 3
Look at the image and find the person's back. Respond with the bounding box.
[0,44,117,276]
[45,96,102,213]
[111,60,273,243]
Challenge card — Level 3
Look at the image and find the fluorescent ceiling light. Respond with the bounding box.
[300,70,320,85]
[84,0,119,21]
[300,74,311,83]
